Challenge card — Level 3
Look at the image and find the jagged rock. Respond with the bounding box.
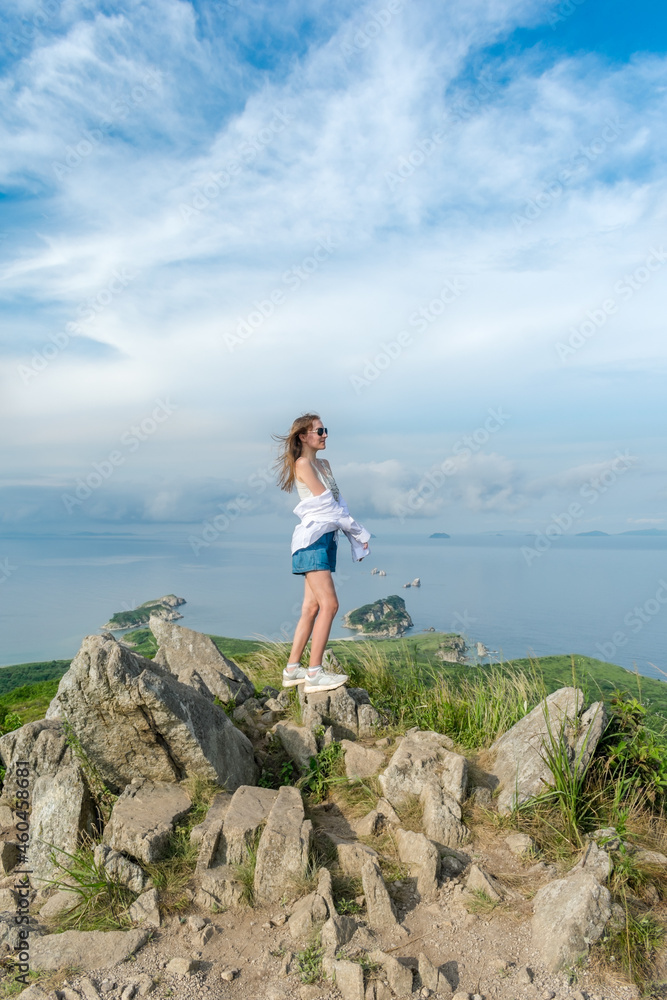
[321,913,357,955]
[369,950,414,996]
[378,730,455,806]
[439,750,468,804]
[195,866,244,910]
[289,892,329,940]
[326,958,364,1000]
[419,952,451,993]
[31,928,150,970]
[341,741,385,780]
[466,864,504,902]
[420,781,468,849]
[128,888,160,928]
[44,634,256,793]
[254,786,312,903]
[264,697,284,713]
[574,701,607,771]
[0,719,75,801]
[301,686,383,739]
[365,982,392,1000]
[489,688,605,814]
[505,833,535,857]
[361,858,403,934]
[568,841,613,883]
[214,785,278,866]
[353,798,401,839]
[395,829,440,901]
[274,722,318,772]
[531,870,612,971]
[93,845,150,894]
[103,780,191,865]
[321,832,379,876]
[191,791,232,867]
[149,616,254,704]
[31,765,98,883]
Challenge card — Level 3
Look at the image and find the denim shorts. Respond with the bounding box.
[292,530,337,574]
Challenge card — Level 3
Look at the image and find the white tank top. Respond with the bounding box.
[295,461,340,501]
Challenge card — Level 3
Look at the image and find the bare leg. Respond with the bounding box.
[303,570,339,666]
[288,577,320,664]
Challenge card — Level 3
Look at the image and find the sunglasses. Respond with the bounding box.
[311,427,328,436]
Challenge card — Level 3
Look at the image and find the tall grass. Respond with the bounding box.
[343,642,546,749]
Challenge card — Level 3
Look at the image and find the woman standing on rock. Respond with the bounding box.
[274,413,371,693]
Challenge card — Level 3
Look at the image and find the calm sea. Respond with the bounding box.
[1,524,666,683]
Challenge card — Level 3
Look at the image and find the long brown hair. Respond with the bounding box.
[273,413,321,492]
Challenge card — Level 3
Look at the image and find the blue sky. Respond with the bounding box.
[1,0,666,535]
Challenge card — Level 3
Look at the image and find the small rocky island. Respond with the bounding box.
[101,595,186,630]
[429,532,450,538]
[342,594,413,637]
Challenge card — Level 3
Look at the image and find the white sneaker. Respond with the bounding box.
[282,665,309,687]
[303,668,349,694]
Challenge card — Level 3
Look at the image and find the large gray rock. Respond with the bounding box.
[192,791,233,870]
[215,785,278,866]
[45,634,256,793]
[149,617,254,705]
[325,958,364,1000]
[361,858,402,934]
[369,950,413,996]
[289,891,329,940]
[300,686,382,738]
[341,741,385,780]
[31,928,150,971]
[532,870,612,971]
[195,865,244,910]
[320,832,379,877]
[395,828,439,901]
[0,720,75,800]
[254,786,312,903]
[489,688,605,814]
[92,845,149,894]
[420,780,469,849]
[378,730,455,806]
[274,723,318,773]
[103,780,191,864]
[30,765,98,884]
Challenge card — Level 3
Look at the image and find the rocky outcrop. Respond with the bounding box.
[274,722,318,772]
[489,688,606,813]
[341,740,385,779]
[300,685,383,739]
[395,828,440,901]
[532,870,612,972]
[0,720,98,883]
[149,617,254,705]
[45,634,256,793]
[378,730,458,804]
[254,786,312,903]
[103,779,192,864]
[361,858,403,934]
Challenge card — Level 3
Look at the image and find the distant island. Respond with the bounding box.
[342,595,413,637]
[576,531,609,536]
[429,532,450,538]
[101,595,186,630]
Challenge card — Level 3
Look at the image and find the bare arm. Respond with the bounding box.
[295,457,326,496]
